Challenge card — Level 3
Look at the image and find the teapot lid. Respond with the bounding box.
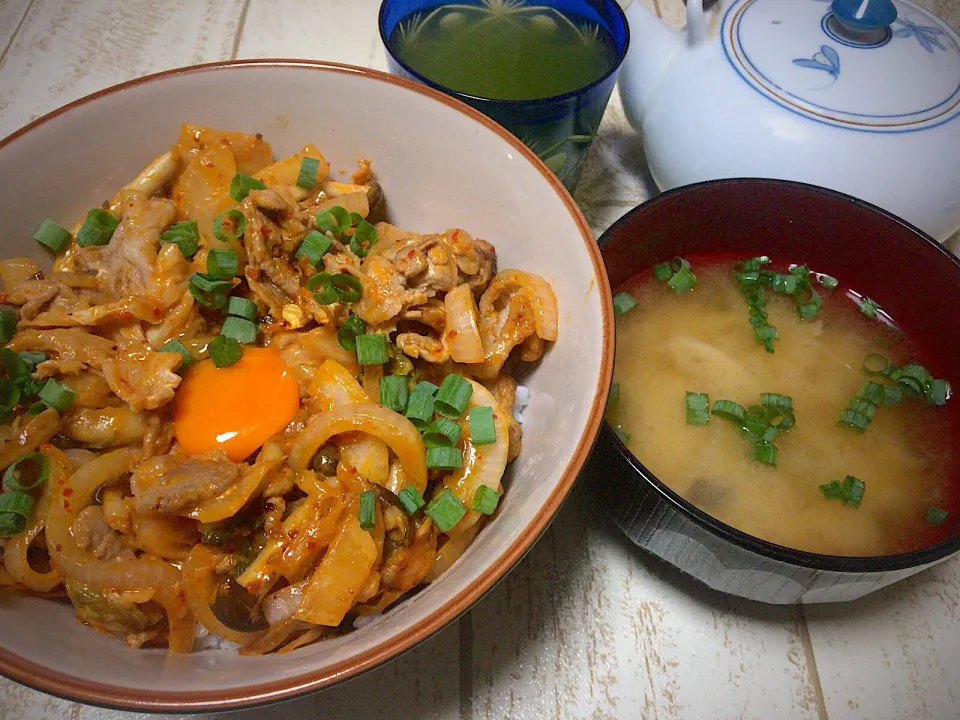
[721,0,960,132]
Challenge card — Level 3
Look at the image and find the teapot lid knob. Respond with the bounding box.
[830,0,898,31]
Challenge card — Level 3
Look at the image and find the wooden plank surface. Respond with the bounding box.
[0,0,246,139]
[0,0,959,718]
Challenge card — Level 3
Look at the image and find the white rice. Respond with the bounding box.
[193,624,241,652]
[514,385,531,424]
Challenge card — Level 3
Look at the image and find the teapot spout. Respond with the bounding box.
[618,1,687,131]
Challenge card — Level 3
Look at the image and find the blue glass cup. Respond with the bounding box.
[379,0,630,193]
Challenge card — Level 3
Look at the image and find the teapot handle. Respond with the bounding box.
[684,0,720,47]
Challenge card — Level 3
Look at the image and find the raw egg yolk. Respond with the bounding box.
[174,347,300,462]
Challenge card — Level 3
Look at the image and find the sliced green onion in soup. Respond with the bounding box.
[358,490,376,531]
[468,405,497,445]
[613,292,638,317]
[0,490,33,537]
[925,505,948,526]
[711,400,746,424]
[685,392,710,425]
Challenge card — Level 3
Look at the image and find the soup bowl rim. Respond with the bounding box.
[376,0,631,107]
[598,177,960,575]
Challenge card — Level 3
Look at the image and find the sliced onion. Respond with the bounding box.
[262,580,308,625]
[289,403,427,494]
[444,283,484,363]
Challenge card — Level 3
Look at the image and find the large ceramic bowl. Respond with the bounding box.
[585,179,960,605]
[0,60,613,711]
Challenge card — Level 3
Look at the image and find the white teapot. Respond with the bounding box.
[618,0,960,241]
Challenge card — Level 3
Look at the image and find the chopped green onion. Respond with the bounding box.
[925,505,948,526]
[206,248,238,280]
[897,363,932,397]
[862,353,889,375]
[613,426,631,444]
[228,173,266,201]
[160,220,200,259]
[316,206,351,235]
[667,267,697,293]
[337,314,366,352]
[406,382,438,427]
[17,351,46,372]
[472,485,500,515]
[0,380,20,416]
[838,410,871,432]
[422,418,461,448]
[768,409,796,431]
[160,339,196,370]
[0,490,33,537]
[819,481,845,500]
[28,401,46,416]
[350,220,377,258]
[424,487,466,531]
[841,475,865,509]
[349,212,364,226]
[296,157,321,190]
[435,374,473,418]
[711,400,746,424]
[3,452,49,492]
[752,441,777,466]
[208,335,243,368]
[607,382,620,409]
[0,310,17,344]
[356,334,388,365]
[771,273,799,295]
[75,209,118,247]
[741,413,767,437]
[226,296,258,321]
[330,273,363,303]
[397,486,426,514]
[378,375,409,413]
[213,210,246,242]
[927,378,950,406]
[33,219,72,253]
[358,490,376,531]
[188,273,231,309]
[685,392,710,425]
[760,393,793,411]
[818,274,839,289]
[221,316,258,344]
[468,405,497,445]
[296,230,333,266]
[37,378,75,412]
[858,297,880,319]
[882,385,903,406]
[761,425,778,444]
[653,262,672,281]
[307,273,339,305]
[856,381,886,406]
[426,446,462,471]
[613,292,638,317]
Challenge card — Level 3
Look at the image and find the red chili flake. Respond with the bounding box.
[307,541,318,550]
[63,488,74,497]
[54,544,62,552]
[289,529,299,540]
[204,161,215,168]
[62,502,70,511]
[448,330,459,339]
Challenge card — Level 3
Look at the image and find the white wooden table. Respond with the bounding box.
[1,1,958,718]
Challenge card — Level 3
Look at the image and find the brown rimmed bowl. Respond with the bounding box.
[0,60,613,711]
[585,178,960,604]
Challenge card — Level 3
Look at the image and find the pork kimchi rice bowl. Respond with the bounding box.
[0,124,558,656]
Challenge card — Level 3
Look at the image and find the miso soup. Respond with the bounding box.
[607,257,957,557]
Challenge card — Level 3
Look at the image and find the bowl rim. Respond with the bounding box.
[0,58,614,712]
[598,176,960,575]
[377,0,631,107]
